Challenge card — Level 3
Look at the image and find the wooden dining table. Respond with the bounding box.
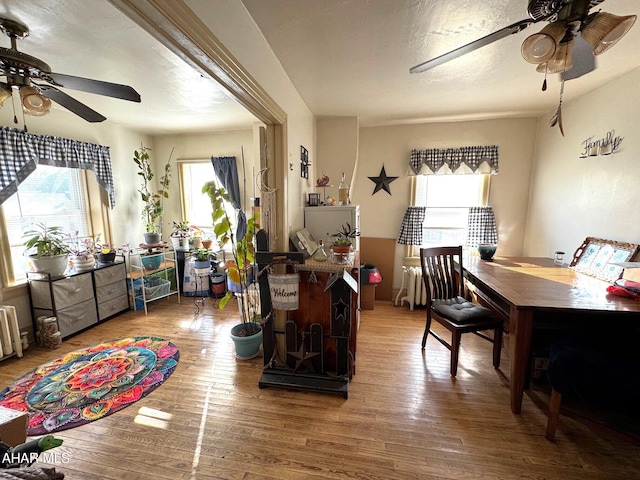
[463,256,640,414]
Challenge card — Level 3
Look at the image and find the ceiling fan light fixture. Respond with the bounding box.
[582,13,637,55]
[20,85,51,116]
[536,40,574,74]
[521,22,566,64]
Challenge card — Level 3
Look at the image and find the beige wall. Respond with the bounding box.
[316,116,359,202]
[525,66,640,258]
[153,129,256,237]
[185,0,316,237]
[355,118,538,291]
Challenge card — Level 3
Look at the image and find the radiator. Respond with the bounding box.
[0,306,23,359]
[394,266,427,311]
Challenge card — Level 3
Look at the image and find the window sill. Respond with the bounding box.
[1,281,28,300]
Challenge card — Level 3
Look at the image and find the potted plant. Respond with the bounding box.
[330,223,359,262]
[203,181,262,359]
[169,221,191,251]
[23,223,70,277]
[190,248,211,275]
[95,239,131,265]
[67,231,98,271]
[134,145,172,245]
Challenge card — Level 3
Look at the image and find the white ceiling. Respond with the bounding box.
[240,0,640,126]
[1,0,638,133]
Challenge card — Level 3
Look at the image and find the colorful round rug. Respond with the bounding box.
[0,336,179,435]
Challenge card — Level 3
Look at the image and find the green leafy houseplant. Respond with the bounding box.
[331,223,360,247]
[202,181,260,335]
[23,224,69,256]
[190,248,211,262]
[23,223,70,277]
[134,145,172,235]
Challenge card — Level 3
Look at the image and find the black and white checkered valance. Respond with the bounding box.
[0,127,114,208]
[409,145,499,175]
[397,206,426,245]
[466,206,498,246]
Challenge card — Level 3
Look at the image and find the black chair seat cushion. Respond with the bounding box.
[432,296,493,324]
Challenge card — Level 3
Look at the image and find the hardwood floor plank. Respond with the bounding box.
[0,298,637,479]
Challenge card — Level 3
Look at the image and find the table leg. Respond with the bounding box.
[509,307,534,414]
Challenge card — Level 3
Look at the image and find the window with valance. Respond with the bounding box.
[398,145,498,251]
[0,126,115,208]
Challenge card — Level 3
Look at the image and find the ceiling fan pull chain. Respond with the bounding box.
[542,67,548,92]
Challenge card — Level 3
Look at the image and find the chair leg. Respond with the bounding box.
[421,312,433,349]
[492,325,503,369]
[450,331,461,376]
[546,388,562,441]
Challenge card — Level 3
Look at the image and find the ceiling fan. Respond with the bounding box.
[410,0,636,78]
[0,15,141,123]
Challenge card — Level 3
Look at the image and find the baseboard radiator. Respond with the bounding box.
[394,266,427,311]
[0,306,23,360]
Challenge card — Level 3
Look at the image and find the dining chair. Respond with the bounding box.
[420,246,503,376]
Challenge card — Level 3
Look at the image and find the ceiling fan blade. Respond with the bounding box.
[410,18,537,74]
[564,33,596,81]
[46,72,141,102]
[37,84,107,122]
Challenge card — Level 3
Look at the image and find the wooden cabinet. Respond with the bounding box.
[27,260,129,339]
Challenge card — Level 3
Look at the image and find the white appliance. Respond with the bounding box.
[304,205,360,251]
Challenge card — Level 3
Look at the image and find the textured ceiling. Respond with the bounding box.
[0,0,258,134]
[241,0,640,126]
[0,0,638,134]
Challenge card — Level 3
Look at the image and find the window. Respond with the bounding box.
[410,174,489,255]
[1,165,93,285]
[178,160,234,236]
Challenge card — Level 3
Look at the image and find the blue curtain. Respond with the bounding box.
[211,156,246,241]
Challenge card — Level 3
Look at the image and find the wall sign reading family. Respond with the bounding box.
[580,130,623,157]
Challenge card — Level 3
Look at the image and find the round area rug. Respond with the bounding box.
[0,336,179,435]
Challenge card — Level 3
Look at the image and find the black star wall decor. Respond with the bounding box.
[368,165,398,195]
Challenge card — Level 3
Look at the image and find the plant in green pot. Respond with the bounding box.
[23,223,70,277]
[134,145,172,245]
[203,181,262,359]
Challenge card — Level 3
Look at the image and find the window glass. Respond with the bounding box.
[3,165,91,283]
[413,175,488,251]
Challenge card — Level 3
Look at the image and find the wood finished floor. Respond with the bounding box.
[2,298,639,480]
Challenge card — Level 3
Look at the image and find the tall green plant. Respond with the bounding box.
[202,182,260,319]
[134,145,172,233]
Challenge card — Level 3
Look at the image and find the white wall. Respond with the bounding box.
[356,117,538,291]
[525,67,640,258]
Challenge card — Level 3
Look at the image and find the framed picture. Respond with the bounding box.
[570,237,640,282]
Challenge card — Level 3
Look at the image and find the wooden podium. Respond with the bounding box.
[256,230,359,398]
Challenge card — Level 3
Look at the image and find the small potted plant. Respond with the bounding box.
[95,238,131,265]
[330,223,359,262]
[23,223,70,277]
[190,248,211,275]
[67,231,98,271]
[134,145,172,245]
[169,221,191,251]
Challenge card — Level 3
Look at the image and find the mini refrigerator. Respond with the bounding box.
[304,205,360,250]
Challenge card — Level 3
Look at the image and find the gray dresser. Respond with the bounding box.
[28,261,129,339]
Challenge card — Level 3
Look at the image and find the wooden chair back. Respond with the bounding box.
[420,246,464,304]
